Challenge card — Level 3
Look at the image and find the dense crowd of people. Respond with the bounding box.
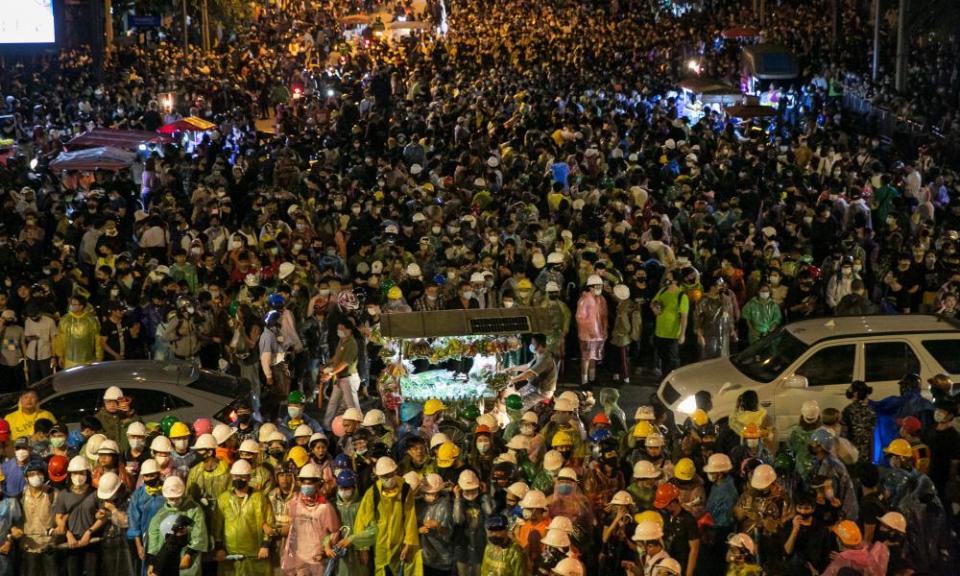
[0,0,958,573]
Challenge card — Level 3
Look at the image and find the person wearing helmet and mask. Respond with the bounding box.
[267,459,299,571]
[807,429,858,520]
[184,432,230,568]
[330,469,366,575]
[734,464,791,567]
[96,386,140,454]
[875,511,909,575]
[672,458,706,519]
[539,525,573,574]
[481,514,529,576]
[96,470,134,574]
[600,491,637,574]
[820,520,889,576]
[416,473,454,575]
[350,457,420,576]
[621,519,674,576]
[724,532,761,576]
[548,468,596,569]
[788,400,822,480]
[538,280,570,371]
[167,421,197,480]
[276,390,321,441]
[436,441,467,485]
[729,423,773,479]
[583,438,626,511]
[19,461,57,575]
[211,459,276,575]
[575,274,608,386]
[236,439,274,494]
[53,456,100,576]
[741,283,781,344]
[362,408,395,448]
[281,463,341,575]
[514,411,545,466]
[514,489,551,572]
[127,458,166,575]
[642,431,674,479]
[453,468,491,576]
[880,438,919,508]
[610,283,642,384]
[653,482,699,576]
[320,320,362,430]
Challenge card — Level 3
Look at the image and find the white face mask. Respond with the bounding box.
[520,424,535,436]
[71,473,87,486]
[130,438,146,451]
[15,449,30,462]
[27,475,44,488]
[155,454,170,466]
[476,440,491,454]
[759,291,770,300]
[288,406,303,419]
[173,438,189,451]
[591,286,603,295]
[522,509,535,520]
[503,300,514,308]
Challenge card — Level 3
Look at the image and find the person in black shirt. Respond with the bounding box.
[655,484,700,576]
[100,302,127,361]
[856,463,887,544]
[147,515,194,576]
[783,493,831,576]
[923,399,960,499]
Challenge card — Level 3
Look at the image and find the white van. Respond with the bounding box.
[657,315,960,441]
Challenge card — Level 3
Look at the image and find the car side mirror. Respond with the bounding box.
[784,374,808,389]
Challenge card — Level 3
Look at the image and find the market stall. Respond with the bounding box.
[49,146,137,172]
[377,307,553,409]
[677,77,743,124]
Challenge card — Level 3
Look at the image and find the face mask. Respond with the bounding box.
[706,472,718,483]
[145,477,162,488]
[269,449,285,460]
[338,488,354,500]
[592,287,603,295]
[70,305,82,313]
[380,476,397,489]
[432,226,441,234]
[503,300,514,308]
[521,424,535,436]
[476,440,491,454]
[556,484,574,496]
[934,410,950,423]
[463,291,474,300]
[522,509,535,520]
[232,479,248,490]
[759,291,770,300]
[166,498,182,508]
[130,438,146,451]
[288,406,302,419]
[463,490,479,501]
[823,488,835,499]
[230,240,242,250]
[337,329,349,339]
[71,474,87,486]
[746,438,759,448]
[301,484,317,496]
[16,449,30,462]
[51,437,66,449]
[27,475,44,488]
[155,454,170,467]
[769,276,781,285]
[173,438,189,451]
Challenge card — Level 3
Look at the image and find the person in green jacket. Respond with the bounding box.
[540,282,571,366]
[741,284,782,343]
[184,433,232,570]
[480,515,530,576]
[351,457,421,576]
[147,476,209,576]
[212,459,275,576]
[610,284,642,384]
[328,469,368,576]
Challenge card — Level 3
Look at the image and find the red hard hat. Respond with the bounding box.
[48,454,69,482]
[653,482,681,509]
[475,425,492,435]
[0,419,9,443]
[592,413,611,425]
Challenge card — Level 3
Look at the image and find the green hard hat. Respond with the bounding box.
[505,394,523,411]
[160,415,180,437]
[460,404,481,421]
[288,390,305,404]
[227,301,239,318]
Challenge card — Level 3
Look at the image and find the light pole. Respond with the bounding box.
[872,0,881,81]
[895,0,907,92]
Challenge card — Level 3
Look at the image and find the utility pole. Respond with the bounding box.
[103,0,113,59]
[895,0,907,91]
[872,0,881,81]
[201,0,211,52]
[182,0,188,49]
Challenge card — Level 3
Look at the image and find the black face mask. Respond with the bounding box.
[232,479,248,490]
[145,477,162,488]
[269,449,284,459]
[237,414,251,425]
[170,532,190,547]
[488,536,511,548]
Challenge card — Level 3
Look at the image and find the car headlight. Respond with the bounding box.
[677,395,698,415]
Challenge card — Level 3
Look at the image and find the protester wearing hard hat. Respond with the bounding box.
[212,459,275,573]
[351,457,420,576]
[96,386,141,454]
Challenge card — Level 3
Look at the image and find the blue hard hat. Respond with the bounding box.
[809,428,835,452]
[589,429,613,444]
[485,515,508,530]
[264,310,281,327]
[267,293,285,308]
[400,402,423,423]
[336,469,357,488]
[334,454,352,469]
[432,273,446,285]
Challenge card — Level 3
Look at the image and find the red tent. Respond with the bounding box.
[157,116,217,134]
[66,128,170,151]
[50,147,137,172]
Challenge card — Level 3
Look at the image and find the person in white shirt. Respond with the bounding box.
[23,306,57,384]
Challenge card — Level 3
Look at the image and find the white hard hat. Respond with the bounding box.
[542,528,570,549]
[521,411,539,425]
[727,532,757,556]
[609,490,635,506]
[558,467,578,482]
[506,481,529,499]
[633,460,661,479]
[703,453,733,473]
[458,469,480,490]
[543,450,564,472]
[258,423,279,443]
[548,515,575,534]
[140,459,160,476]
[801,400,821,423]
[423,473,445,494]
[212,424,235,445]
[750,464,777,490]
[614,284,630,300]
[476,413,498,430]
[84,434,107,461]
[293,424,313,438]
[547,252,564,265]
[343,408,364,423]
[430,433,450,450]
[162,476,185,498]
[239,439,260,453]
[878,511,907,534]
[309,432,328,445]
[519,489,548,509]
[411,212,426,223]
[67,455,90,472]
[266,431,287,445]
[362,409,386,427]
[103,386,124,401]
[230,459,253,476]
[586,274,603,287]
[495,452,517,466]
[552,557,585,576]
[532,253,546,268]
[644,433,665,448]
[633,520,664,541]
[151,435,173,453]
[545,281,561,293]
[192,434,217,451]
[553,397,575,412]
[97,440,120,455]
[406,263,422,277]
[558,391,580,409]
[126,422,147,437]
[655,558,682,576]
[97,472,122,500]
[374,456,398,476]
[403,471,422,492]
[278,262,296,280]
[506,435,530,451]
[298,463,321,479]
[635,405,656,420]
[470,272,486,284]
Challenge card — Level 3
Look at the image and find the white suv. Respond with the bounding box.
[657,315,959,441]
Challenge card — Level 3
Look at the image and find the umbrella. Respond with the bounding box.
[725,104,778,119]
[721,27,760,39]
[157,116,216,135]
[49,147,137,172]
[67,128,171,151]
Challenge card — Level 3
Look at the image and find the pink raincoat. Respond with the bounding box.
[281,495,341,575]
[575,292,608,342]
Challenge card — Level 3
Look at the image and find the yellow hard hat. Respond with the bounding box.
[387,286,402,300]
[632,421,655,439]
[169,422,191,439]
[691,409,710,427]
[437,441,460,468]
[674,458,696,481]
[832,520,863,547]
[424,399,446,416]
[552,431,575,448]
[286,446,310,469]
[742,423,762,440]
[517,278,533,291]
[884,439,912,458]
[634,510,664,527]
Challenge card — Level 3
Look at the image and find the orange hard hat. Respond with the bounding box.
[592,412,611,426]
[653,482,681,509]
[742,423,762,440]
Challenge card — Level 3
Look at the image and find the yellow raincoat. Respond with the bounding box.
[54,308,101,368]
[213,489,275,576]
[353,481,422,576]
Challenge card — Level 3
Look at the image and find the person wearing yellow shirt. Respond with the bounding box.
[4,390,57,440]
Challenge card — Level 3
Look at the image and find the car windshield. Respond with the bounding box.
[730,328,809,382]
